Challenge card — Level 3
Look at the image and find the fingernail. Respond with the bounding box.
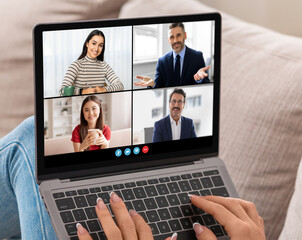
[171,232,178,240]
[110,191,121,203]
[188,194,197,199]
[193,222,205,235]
[97,197,107,210]
[76,223,86,235]
[129,209,138,216]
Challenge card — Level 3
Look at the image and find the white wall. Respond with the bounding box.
[110,92,131,131]
[199,0,302,38]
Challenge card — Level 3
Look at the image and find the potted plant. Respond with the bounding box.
[61,107,68,116]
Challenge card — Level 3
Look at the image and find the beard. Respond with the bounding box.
[171,107,181,119]
[172,41,184,52]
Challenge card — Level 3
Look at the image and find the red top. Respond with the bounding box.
[71,124,111,151]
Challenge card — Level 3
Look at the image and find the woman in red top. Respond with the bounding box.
[71,95,111,152]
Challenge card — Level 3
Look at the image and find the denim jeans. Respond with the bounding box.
[0,116,57,240]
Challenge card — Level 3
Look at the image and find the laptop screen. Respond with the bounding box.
[34,13,221,181]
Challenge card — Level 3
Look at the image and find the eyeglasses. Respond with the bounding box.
[170,99,184,105]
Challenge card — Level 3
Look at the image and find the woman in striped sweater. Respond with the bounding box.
[60,30,124,95]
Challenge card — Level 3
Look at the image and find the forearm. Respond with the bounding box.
[104,65,124,92]
[100,141,109,149]
[104,76,124,92]
[73,142,86,152]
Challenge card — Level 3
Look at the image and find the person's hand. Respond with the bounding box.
[79,132,96,151]
[94,130,109,149]
[134,76,155,87]
[187,195,266,240]
[82,87,96,95]
[76,192,154,240]
[194,65,210,81]
[95,86,107,93]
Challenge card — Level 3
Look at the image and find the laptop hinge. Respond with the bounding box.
[68,160,197,182]
[60,179,71,183]
[194,158,205,164]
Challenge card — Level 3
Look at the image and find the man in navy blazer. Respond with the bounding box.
[135,22,210,88]
[152,88,197,143]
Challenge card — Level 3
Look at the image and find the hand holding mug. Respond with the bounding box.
[79,133,94,151]
[88,129,100,145]
[79,129,99,151]
[94,130,109,149]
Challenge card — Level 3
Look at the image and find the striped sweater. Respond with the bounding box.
[60,56,124,95]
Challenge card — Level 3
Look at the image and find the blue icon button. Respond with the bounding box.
[115,149,122,157]
[133,147,140,155]
[124,148,131,156]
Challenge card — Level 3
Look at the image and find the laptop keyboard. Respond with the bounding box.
[54,170,229,240]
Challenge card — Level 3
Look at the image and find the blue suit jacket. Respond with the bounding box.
[154,46,209,88]
[152,115,197,143]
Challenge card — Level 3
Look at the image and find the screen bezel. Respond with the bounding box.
[34,13,221,182]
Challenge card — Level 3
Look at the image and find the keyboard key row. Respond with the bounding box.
[65,214,220,238]
[53,176,224,200]
[152,224,224,240]
[56,187,229,212]
[68,224,224,240]
[53,170,223,198]
[61,203,215,225]
[63,207,223,239]
[70,231,107,240]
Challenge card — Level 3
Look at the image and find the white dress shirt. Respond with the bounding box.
[170,115,182,140]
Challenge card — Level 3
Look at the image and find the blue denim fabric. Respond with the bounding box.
[0,116,57,240]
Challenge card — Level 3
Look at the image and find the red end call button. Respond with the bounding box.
[142,146,149,154]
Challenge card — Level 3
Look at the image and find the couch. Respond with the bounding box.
[1,0,301,239]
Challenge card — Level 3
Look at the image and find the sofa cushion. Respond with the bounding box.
[120,1,302,239]
[0,0,127,137]
[278,158,302,240]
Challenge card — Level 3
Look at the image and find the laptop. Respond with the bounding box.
[34,13,238,240]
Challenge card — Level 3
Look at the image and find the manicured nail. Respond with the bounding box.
[188,194,197,199]
[171,232,178,240]
[129,209,138,217]
[97,197,107,210]
[110,191,121,203]
[193,222,205,235]
[76,223,86,235]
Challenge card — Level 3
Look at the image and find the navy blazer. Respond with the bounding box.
[152,115,197,143]
[154,46,209,88]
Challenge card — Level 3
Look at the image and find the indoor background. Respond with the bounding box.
[198,0,302,38]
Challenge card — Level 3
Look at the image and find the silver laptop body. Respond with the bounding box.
[34,13,238,240]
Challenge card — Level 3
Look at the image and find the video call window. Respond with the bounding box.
[43,26,132,98]
[44,92,131,156]
[133,21,215,89]
[133,85,213,145]
[42,19,215,157]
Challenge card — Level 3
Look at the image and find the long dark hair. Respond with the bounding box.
[78,30,106,61]
[79,96,104,143]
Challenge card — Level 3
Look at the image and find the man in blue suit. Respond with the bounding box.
[152,88,197,143]
[135,22,210,88]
